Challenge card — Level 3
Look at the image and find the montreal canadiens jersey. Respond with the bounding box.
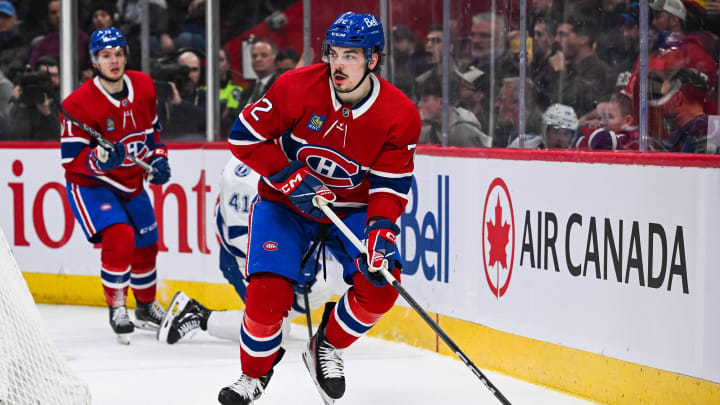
[228,63,421,223]
[60,70,166,197]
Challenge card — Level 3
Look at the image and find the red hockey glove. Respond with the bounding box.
[354,218,400,287]
[267,161,336,219]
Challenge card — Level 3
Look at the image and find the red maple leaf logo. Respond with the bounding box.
[486,196,510,269]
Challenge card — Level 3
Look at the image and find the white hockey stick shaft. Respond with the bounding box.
[60,107,156,174]
[311,196,512,405]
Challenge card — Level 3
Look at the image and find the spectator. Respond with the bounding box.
[117,0,175,68]
[238,37,278,107]
[541,103,579,149]
[597,95,634,132]
[550,12,612,117]
[529,14,557,110]
[0,1,32,83]
[219,46,243,137]
[275,48,300,74]
[28,0,90,74]
[161,49,207,140]
[33,55,59,102]
[415,24,455,85]
[495,77,543,147]
[8,69,59,140]
[86,1,116,33]
[416,74,491,147]
[618,2,640,74]
[391,24,428,97]
[651,68,715,152]
[455,66,487,128]
[0,68,12,136]
[467,12,518,80]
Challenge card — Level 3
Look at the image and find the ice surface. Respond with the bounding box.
[38,304,596,405]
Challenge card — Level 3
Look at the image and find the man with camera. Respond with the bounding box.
[7,69,59,140]
[154,49,206,140]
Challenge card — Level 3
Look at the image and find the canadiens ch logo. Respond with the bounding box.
[481,177,516,299]
[119,131,150,167]
[296,145,362,188]
[105,118,115,132]
[307,114,326,132]
[264,241,278,251]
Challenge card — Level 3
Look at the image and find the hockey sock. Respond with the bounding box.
[130,244,158,304]
[324,267,401,349]
[240,273,294,378]
[100,224,135,307]
[206,310,243,342]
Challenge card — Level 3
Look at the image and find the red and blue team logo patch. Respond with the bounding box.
[264,241,278,251]
[297,145,363,188]
[101,203,112,211]
[105,118,115,132]
[119,131,150,166]
[307,114,325,132]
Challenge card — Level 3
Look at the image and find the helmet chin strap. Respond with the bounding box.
[333,64,372,95]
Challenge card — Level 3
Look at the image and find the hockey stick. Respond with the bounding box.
[58,106,156,174]
[312,196,513,405]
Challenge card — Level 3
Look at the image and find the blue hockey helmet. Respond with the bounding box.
[89,27,128,62]
[323,12,385,63]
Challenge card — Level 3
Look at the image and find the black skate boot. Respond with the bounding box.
[134,300,166,330]
[157,291,211,344]
[109,305,134,345]
[302,302,345,403]
[218,347,286,405]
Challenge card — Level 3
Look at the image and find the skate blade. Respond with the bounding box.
[157,291,190,342]
[116,333,131,345]
[302,351,335,405]
[134,320,159,331]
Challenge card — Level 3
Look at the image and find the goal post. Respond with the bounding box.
[0,227,91,405]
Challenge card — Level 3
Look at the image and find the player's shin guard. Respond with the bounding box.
[324,267,401,349]
[100,224,135,307]
[130,244,158,304]
[239,273,294,378]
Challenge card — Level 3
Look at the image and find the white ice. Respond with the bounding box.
[39,304,596,405]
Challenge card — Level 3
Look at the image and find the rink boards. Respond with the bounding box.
[1,143,719,405]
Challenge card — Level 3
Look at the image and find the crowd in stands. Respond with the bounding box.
[0,0,718,153]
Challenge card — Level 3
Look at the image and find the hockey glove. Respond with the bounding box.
[267,160,336,219]
[147,156,171,185]
[354,218,400,287]
[88,143,126,174]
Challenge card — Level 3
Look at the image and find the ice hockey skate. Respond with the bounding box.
[134,300,166,330]
[157,291,210,343]
[302,302,344,404]
[218,347,285,405]
[109,305,134,345]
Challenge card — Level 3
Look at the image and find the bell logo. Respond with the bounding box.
[482,178,516,299]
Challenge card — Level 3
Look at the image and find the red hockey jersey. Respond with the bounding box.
[60,70,166,198]
[228,63,421,223]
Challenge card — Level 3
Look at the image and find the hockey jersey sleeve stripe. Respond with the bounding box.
[230,113,272,143]
[368,172,412,196]
[368,168,413,179]
[61,141,87,161]
[368,187,409,199]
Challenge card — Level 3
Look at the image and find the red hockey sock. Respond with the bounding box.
[239,273,294,378]
[100,224,135,307]
[131,244,158,304]
[324,267,401,349]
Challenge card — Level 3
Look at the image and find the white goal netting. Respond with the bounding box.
[0,228,91,405]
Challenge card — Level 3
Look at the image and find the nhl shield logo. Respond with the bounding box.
[342,107,350,117]
[307,114,325,132]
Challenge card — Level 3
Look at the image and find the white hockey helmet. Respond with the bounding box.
[542,103,579,132]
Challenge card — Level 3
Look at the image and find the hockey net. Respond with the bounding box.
[0,228,91,405]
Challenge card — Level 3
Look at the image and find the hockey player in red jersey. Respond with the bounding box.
[60,27,170,344]
[219,11,421,405]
